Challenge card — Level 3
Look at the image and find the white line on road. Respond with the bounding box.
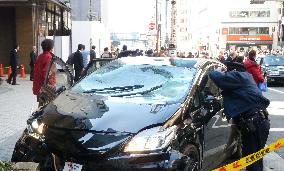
[270,128,284,132]
[268,88,284,94]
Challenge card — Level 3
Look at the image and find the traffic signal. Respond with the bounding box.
[169,44,176,49]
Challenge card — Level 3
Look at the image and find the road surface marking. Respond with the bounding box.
[270,128,284,132]
[267,101,284,116]
[268,88,284,94]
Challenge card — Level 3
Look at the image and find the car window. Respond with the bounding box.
[45,58,73,91]
[199,67,221,98]
[71,59,197,104]
[264,56,284,65]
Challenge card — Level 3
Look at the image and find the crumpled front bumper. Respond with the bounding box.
[83,150,187,171]
[12,131,195,171]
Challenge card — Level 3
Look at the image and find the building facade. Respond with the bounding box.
[0,0,71,72]
[188,0,280,57]
[70,0,110,55]
[220,0,279,52]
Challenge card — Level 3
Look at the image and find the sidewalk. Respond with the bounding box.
[0,75,37,161]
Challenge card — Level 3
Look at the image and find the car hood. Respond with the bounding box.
[40,91,181,156]
[41,90,181,133]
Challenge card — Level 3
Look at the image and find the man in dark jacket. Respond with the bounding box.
[73,44,84,82]
[29,46,37,81]
[90,45,96,61]
[207,62,270,171]
[7,44,20,85]
[118,45,130,58]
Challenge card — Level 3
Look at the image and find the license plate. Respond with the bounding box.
[63,162,82,171]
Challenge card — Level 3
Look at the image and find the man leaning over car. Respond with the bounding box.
[200,61,270,171]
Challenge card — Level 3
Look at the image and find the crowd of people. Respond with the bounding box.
[2,38,272,170]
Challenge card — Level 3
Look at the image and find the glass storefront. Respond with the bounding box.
[230,10,270,18]
[229,27,269,35]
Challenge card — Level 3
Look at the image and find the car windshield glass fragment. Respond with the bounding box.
[71,60,196,103]
[264,56,284,65]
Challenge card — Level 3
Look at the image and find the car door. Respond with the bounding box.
[39,56,74,106]
[199,65,231,170]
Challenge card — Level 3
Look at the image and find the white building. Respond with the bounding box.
[70,0,111,55]
[188,0,280,56]
[175,0,191,52]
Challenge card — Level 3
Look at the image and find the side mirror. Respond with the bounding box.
[204,95,221,113]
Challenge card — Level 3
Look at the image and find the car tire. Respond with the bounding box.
[181,144,200,171]
[229,131,242,160]
[11,129,34,162]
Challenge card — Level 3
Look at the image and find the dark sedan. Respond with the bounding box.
[257,55,284,85]
[11,57,241,171]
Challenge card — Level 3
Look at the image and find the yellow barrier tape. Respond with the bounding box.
[213,138,284,171]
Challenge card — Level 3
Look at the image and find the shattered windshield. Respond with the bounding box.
[71,59,196,104]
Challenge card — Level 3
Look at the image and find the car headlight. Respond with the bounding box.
[31,120,45,134]
[124,126,177,153]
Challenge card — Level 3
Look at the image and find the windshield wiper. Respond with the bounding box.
[83,85,144,94]
[111,84,163,97]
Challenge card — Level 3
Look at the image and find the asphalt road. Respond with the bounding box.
[0,77,283,170]
[262,87,284,170]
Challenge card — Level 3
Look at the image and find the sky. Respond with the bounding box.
[107,0,155,33]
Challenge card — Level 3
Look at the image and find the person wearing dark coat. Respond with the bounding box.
[201,62,270,171]
[7,45,20,85]
[90,45,96,61]
[73,44,84,82]
[29,46,37,81]
[118,45,130,58]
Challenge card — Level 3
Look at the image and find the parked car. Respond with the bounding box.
[257,55,284,85]
[11,57,241,171]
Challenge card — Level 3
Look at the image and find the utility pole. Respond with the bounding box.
[156,0,159,51]
[168,0,177,56]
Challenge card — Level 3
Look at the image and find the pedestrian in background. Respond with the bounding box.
[244,50,264,85]
[226,51,237,62]
[101,47,112,58]
[33,39,55,103]
[7,44,20,85]
[29,46,37,81]
[159,47,166,57]
[81,45,90,68]
[187,52,194,58]
[118,45,130,58]
[73,44,84,82]
[90,45,96,61]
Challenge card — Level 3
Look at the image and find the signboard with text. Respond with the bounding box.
[227,35,273,41]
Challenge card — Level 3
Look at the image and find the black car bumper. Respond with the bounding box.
[83,151,187,171]
[12,132,198,171]
[267,75,284,83]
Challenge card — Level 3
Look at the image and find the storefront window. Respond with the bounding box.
[229,27,269,35]
[230,10,270,18]
[44,2,71,36]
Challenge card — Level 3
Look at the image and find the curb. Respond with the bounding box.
[13,162,39,171]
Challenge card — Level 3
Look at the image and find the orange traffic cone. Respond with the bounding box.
[20,64,26,79]
[0,64,4,77]
[7,66,12,79]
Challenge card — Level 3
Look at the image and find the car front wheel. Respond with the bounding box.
[181,144,200,171]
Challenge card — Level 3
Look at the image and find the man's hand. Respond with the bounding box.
[216,66,226,72]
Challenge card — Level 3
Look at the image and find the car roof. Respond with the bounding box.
[264,55,284,58]
[118,56,220,69]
